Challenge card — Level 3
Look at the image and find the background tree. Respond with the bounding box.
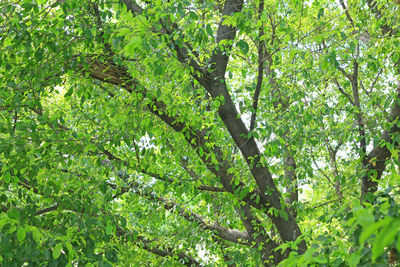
[0,0,399,266]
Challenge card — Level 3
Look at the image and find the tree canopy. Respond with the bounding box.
[0,0,400,266]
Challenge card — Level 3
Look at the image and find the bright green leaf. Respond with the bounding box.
[53,243,63,260]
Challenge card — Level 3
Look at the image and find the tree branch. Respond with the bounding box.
[326,139,343,200]
[333,77,355,106]
[122,0,204,82]
[250,0,265,132]
[362,88,400,198]
[366,0,397,36]
[208,0,244,80]
[109,180,250,245]
[122,0,143,15]
[349,60,367,157]
[35,204,59,216]
[337,65,352,81]
[339,0,354,27]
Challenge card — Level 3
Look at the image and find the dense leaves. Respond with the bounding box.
[1,0,400,266]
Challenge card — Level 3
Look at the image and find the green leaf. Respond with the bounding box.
[206,24,213,36]
[392,52,399,64]
[65,241,73,256]
[189,12,198,20]
[3,171,11,183]
[156,88,162,98]
[372,223,393,261]
[348,250,361,267]
[274,242,290,253]
[124,36,142,56]
[237,40,249,55]
[21,1,35,11]
[289,50,296,61]
[349,41,356,52]
[117,27,131,37]
[53,243,63,259]
[373,220,400,261]
[17,227,26,242]
[8,225,17,234]
[154,63,164,76]
[356,209,375,228]
[106,224,112,235]
[32,228,41,243]
[329,51,339,67]
[359,216,392,244]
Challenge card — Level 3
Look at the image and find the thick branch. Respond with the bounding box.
[284,150,298,209]
[362,88,400,198]
[366,0,397,36]
[122,0,143,15]
[208,0,244,80]
[250,0,265,132]
[350,60,367,157]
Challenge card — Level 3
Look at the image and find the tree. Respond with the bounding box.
[0,0,399,265]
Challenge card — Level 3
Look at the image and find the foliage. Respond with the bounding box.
[0,0,400,266]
